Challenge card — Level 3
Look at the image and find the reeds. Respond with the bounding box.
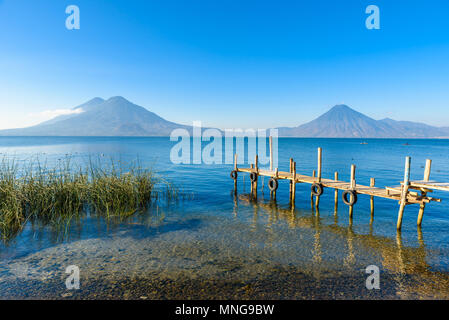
[0,156,177,241]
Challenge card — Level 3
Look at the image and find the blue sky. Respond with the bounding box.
[0,0,449,129]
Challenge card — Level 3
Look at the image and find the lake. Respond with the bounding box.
[1,136,449,299]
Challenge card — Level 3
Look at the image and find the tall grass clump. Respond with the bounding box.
[87,158,157,218]
[0,156,177,241]
[0,159,23,240]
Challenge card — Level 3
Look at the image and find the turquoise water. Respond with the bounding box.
[1,137,449,299]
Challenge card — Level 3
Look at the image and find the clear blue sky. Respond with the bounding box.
[1,0,449,129]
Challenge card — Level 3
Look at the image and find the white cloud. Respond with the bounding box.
[27,108,84,123]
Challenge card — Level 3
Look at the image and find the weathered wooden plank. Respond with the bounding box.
[407,181,449,192]
[236,166,439,204]
[386,186,419,197]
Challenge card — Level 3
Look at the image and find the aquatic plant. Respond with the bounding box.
[0,156,178,241]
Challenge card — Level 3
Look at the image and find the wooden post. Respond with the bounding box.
[317,147,322,183]
[250,163,254,194]
[311,170,316,207]
[349,204,354,219]
[350,164,356,190]
[289,158,293,200]
[397,156,411,230]
[314,148,322,208]
[273,167,279,200]
[254,155,258,198]
[349,164,356,219]
[291,162,297,205]
[370,178,375,220]
[269,136,273,172]
[334,171,338,214]
[417,159,432,226]
[315,190,320,208]
[233,154,238,192]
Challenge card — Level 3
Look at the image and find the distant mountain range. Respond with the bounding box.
[0,98,448,138]
[0,96,192,136]
[278,104,449,138]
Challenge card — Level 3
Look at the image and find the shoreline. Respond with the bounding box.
[2,265,449,300]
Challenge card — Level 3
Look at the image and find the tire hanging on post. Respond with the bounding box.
[268,178,278,192]
[250,172,258,182]
[342,190,357,206]
[311,183,323,196]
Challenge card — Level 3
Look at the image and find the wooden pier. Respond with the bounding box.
[230,137,448,230]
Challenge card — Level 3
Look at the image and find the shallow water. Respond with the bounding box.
[1,137,449,299]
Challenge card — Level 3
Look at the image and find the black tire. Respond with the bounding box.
[250,172,258,182]
[268,178,278,192]
[230,170,238,180]
[311,183,323,196]
[342,190,358,206]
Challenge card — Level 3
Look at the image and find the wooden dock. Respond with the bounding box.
[230,137,447,230]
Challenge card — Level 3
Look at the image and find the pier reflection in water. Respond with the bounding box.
[235,191,449,299]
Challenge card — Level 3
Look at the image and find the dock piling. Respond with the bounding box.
[370,177,375,220]
[334,171,339,214]
[317,148,322,183]
[233,154,238,193]
[315,192,320,208]
[350,164,356,190]
[254,155,259,199]
[397,156,411,230]
[273,167,279,200]
[417,159,432,226]
[292,162,297,205]
[269,136,273,172]
[250,164,254,194]
[349,164,356,218]
[315,148,322,208]
[289,158,293,200]
[311,170,316,207]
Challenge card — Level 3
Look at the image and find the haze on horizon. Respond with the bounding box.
[1,0,449,130]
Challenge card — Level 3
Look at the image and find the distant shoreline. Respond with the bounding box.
[2,136,449,140]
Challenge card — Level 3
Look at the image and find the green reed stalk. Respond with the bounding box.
[0,155,178,241]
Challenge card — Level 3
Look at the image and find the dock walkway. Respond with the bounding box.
[231,137,447,230]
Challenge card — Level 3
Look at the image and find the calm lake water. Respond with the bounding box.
[1,137,449,299]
